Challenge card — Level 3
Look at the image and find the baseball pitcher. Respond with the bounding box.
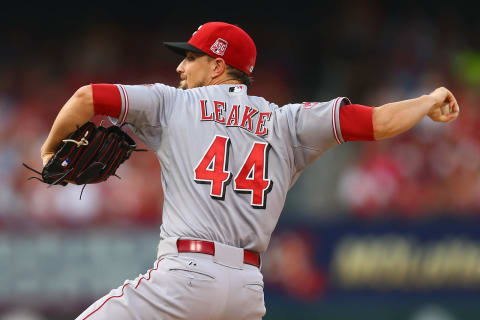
[39,22,459,319]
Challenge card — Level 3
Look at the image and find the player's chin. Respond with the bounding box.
[178,80,188,90]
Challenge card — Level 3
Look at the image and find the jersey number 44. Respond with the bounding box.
[193,135,273,209]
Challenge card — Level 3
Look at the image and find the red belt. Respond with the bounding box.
[177,239,260,268]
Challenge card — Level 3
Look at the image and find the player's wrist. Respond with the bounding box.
[40,145,51,158]
[40,141,58,157]
[422,94,439,113]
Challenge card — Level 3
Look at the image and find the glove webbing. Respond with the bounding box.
[23,123,147,199]
[66,128,107,181]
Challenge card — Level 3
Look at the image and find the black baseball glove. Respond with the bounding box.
[24,121,145,198]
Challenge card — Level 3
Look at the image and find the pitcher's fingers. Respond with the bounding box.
[447,112,459,121]
[452,100,460,113]
[447,91,458,110]
[452,103,459,113]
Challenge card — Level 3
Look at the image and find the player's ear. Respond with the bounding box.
[211,58,227,78]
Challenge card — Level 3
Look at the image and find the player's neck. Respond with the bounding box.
[208,76,242,86]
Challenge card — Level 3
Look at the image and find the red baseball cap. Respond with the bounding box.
[164,22,257,75]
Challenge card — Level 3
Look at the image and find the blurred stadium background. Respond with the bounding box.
[1,1,479,319]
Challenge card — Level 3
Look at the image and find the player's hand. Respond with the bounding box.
[427,87,460,123]
[41,151,54,166]
[40,150,78,185]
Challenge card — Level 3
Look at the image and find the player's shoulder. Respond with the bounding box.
[146,83,184,94]
[182,85,281,110]
[246,94,280,111]
[277,97,351,111]
[141,83,198,104]
[130,82,184,97]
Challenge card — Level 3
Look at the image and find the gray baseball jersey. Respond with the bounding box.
[113,83,349,253]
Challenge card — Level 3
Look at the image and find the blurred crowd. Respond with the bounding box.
[1,3,479,227]
[335,13,480,218]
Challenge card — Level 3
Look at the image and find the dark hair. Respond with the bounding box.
[226,65,252,88]
[204,54,253,88]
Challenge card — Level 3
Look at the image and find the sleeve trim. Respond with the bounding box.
[332,97,350,144]
[332,98,340,144]
[118,84,130,125]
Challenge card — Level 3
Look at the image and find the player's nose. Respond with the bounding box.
[176,59,186,74]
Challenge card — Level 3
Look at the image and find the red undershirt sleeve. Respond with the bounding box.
[339,104,375,141]
[91,83,122,118]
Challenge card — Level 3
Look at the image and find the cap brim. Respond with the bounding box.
[163,42,204,56]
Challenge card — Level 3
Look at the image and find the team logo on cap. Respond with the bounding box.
[210,38,228,56]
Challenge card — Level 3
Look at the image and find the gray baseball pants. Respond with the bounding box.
[75,237,266,319]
